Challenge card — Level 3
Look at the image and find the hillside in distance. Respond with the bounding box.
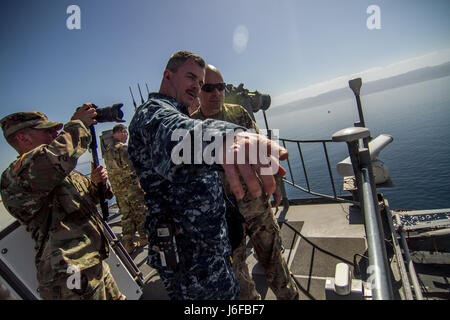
[268,61,450,116]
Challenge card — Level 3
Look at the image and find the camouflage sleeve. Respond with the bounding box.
[241,108,259,133]
[118,144,134,169]
[130,100,244,183]
[16,119,91,191]
[87,178,114,201]
[0,120,91,222]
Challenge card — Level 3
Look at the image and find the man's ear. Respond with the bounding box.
[163,70,172,81]
[15,132,31,144]
[14,131,33,151]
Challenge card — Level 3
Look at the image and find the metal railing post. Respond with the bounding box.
[395,214,424,300]
[277,176,290,228]
[359,149,394,300]
[332,127,394,300]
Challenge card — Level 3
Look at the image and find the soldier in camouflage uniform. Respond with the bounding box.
[0,106,125,300]
[103,124,147,254]
[128,51,289,300]
[192,64,300,300]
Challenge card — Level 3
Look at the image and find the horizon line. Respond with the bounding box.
[271,48,450,108]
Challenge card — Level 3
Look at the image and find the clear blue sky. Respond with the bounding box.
[1,0,449,170]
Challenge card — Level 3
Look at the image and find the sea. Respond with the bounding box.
[74,76,450,211]
[256,76,450,210]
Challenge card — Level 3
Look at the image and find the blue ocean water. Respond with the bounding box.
[256,76,450,210]
[76,77,450,211]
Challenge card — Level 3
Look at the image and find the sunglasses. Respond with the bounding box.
[201,83,226,92]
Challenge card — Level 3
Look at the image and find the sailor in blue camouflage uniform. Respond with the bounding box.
[128,51,240,300]
[128,51,289,300]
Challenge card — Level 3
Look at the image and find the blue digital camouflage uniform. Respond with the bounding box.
[191,104,300,300]
[128,93,242,300]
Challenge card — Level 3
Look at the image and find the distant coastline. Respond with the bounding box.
[268,61,450,116]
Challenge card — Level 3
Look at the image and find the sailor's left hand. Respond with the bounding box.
[91,162,108,186]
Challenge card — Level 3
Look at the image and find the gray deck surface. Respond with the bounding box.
[110,201,371,300]
[1,198,448,300]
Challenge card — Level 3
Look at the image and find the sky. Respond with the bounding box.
[0,0,450,171]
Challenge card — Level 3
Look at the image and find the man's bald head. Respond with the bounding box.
[200,65,226,117]
[205,64,223,80]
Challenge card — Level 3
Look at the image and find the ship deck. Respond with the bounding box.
[1,197,448,300]
[109,198,372,300]
[108,196,450,300]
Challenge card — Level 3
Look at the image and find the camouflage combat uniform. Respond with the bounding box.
[103,138,147,252]
[0,115,124,300]
[191,103,299,300]
[128,93,241,300]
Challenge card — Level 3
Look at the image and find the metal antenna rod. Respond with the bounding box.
[137,84,145,104]
[262,110,272,140]
[349,78,365,128]
[349,78,371,147]
[129,86,137,111]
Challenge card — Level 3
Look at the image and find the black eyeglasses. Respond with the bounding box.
[201,83,226,92]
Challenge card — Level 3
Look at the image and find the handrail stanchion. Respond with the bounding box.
[262,110,270,132]
[322,142,337,199]
[296,142,311,192]
[395,215,424,300]
[277,177,290,228]
[281,140,295,185]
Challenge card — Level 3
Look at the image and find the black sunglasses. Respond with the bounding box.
[201,83,226,92]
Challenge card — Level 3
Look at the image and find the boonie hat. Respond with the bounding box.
[0,111,63,138]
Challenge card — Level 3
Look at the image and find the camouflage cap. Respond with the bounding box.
[0,111,63,138]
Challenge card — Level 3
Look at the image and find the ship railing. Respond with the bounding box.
[260,78,396,299]
[271,126,395,300]
[277,136,358,205]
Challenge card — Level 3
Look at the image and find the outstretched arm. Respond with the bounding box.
[220,131,288,201]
